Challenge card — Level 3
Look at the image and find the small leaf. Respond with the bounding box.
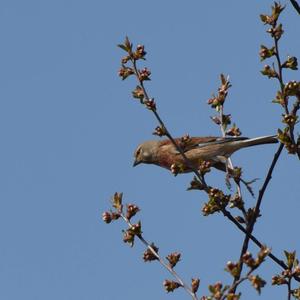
[117,44,129,52]
[284,250,296,269]
[112,192,123,212]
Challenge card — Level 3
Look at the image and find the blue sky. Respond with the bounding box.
[0,1,299,299]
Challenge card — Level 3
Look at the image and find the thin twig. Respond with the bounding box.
[287,277,292,300]
[274,39,287,111]
[225,268,256,299]
[219,105,243,199]
[254,144,283,219]
[120,213,198,300]
[230,142,284,293]
[274,28,299,152]
[220,206,300,281]
[228,17,300,292]
[219,103,251,292]
[291,96,300,115]
[290,96,300,159]
[218,105,248,214]
[230,224,251,292]
[290,0,300,15]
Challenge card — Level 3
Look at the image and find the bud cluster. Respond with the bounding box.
[266,24,284,40]
[260,65,278,79]
[272,250,300,286]
[187,176,207,191]
[143,243,159,262]
[133,44,147,60]
[229,193,245,210]
[260,2,285,27]
[198,160,211,176]
[226,124,242,137]
[179,134,191,149]
[277,128,299,154]
[206,281,229,300]
[207,76,242,140]
[207,74,231,109]
[259,2,300,159]
[138,67,151,81]
[118,37,146,60]
[292,288,300,300]
[202,188,230,216]
[282,114,298,127]
[153,125,167,137]
[118,66,134,80]
[248,275,266,294]
[224,249,269,294]
[102,211,120,224]
[191,278,200,293]
[123,221,142,247]
[170,162,186,176]
[144,98,156,110]
[166,252,181,268]
[126,203,140,220]
[282,56,298,70]
[226,261,240,278]
[272,90,286,107]
[284,81,300,97]
[259,45,276,61]
[242,246,271,270]
[102,193,142,248]
[163,280,182,293]
[132,85,145,102]
[118,37,158,112]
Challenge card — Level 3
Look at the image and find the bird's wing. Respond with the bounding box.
[191,136,248,149]
[160,136,249,154]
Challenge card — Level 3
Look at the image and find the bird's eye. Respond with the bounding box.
[136,148,141,156]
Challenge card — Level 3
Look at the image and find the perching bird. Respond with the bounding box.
[133,135,278,172]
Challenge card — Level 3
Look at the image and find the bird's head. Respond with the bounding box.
[133,140,160,167]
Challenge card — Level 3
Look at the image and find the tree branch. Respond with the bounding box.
[128,51,300,282]
[290,0,300,15]
[120,213,198,300]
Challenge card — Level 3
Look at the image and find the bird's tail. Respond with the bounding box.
[234,135,278,149]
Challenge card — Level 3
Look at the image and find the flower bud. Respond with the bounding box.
[143,243,159,262]
[163,280,181,292]
[132,86,145,101]
[102,211,112,224]
[249,275,266,294]
[153,125,166,137]
[126,204,140,220]
[118,66,134,80]
[166,252,181,268]
[139,67,151,81]
[191,278,200,293]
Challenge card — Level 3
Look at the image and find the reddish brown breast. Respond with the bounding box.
[154,145,178,169]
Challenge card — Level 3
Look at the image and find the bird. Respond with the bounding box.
[133,135,278,173]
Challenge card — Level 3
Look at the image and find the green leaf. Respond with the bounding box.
[117,44,128,52]
[284,250,296,269]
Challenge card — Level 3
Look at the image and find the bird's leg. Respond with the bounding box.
[225,161,232,190]
[216,156,232,189]
[214,157,257,197]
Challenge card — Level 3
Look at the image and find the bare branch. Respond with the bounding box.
[120,213,199,300]
[290,0,300,15]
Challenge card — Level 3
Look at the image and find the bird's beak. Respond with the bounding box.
[133,159,141,167]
